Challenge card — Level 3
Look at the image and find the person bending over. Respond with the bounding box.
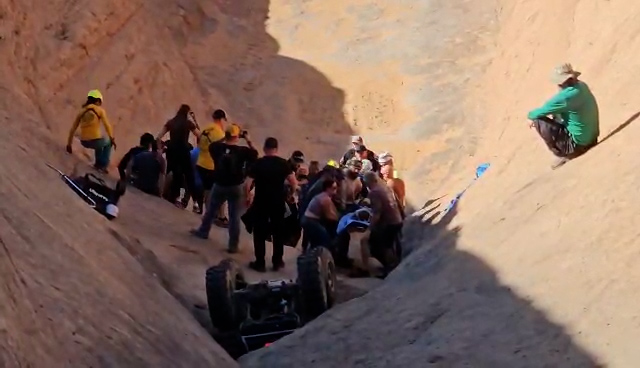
[301,178,340,250]
[244,137,298,272]
[118,133,155,182]
[130,140,167,197]
[527,63,600,169]
[66,90,116,173]
[191,125,257,253]
[354,172,403,278]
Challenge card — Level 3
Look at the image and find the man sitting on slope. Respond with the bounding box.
[527,63,600,169]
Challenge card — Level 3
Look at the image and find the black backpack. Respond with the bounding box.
[217,145,243,179]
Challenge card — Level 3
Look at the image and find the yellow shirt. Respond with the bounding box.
[196,123,225,170]
[67,104,114,145]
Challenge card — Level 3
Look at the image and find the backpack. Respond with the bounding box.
[217,145,243,179]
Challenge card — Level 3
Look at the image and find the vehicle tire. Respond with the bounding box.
[297,246,337,321]
[205,258,246,332]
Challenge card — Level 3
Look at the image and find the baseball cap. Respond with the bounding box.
[291,150,305,163]
[212,109,227,120]
[226,124,241,137]
[351,135,363,143]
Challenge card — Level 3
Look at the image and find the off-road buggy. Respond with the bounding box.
[205,246,336,358]
[47,163,126,220]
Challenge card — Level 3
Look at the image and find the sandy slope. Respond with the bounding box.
[244,0,640,367]
[2,0,639,366]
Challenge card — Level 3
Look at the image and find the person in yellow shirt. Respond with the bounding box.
[196,109,227,219]
[66,90,116,173]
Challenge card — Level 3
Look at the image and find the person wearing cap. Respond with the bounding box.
[66,89,116,173]
[378,152,405,211]
[191,124,257,254]
[527,63,600,169]
[288,150,305,172]
[195,109,227,218]
[339,135,364,166]
[355,144,381,172]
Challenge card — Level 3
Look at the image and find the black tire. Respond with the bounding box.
[205,259,246,332]
[297,246,337,321]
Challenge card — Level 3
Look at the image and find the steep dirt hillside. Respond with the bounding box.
[0,0,358,365]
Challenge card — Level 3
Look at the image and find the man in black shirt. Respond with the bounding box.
[118,133,155,181]
[244,137,298,272]
[131,148,167,197]
[191,124,257,253]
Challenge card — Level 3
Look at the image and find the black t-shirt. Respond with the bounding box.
[132,151,166,193]
[118,146,146,180]
[209,142,258,186]
[164,116,196,148]
[248,155,294,204]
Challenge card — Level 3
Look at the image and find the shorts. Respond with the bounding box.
[197,166,216,191]
[369,223,403,262]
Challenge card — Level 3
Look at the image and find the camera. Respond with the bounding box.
[240,130,248,138]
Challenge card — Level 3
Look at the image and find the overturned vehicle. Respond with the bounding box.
[205,247,336,358]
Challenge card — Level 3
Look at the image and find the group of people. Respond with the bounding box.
[65,64,600,276]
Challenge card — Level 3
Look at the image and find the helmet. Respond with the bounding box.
[87,89,103,101]
[326,159,338,168]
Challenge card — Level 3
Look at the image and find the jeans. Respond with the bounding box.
[81,138,112,168]
[301,216,332,249]
[197,184,243,251]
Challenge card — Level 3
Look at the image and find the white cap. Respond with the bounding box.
[350,135,363,143]
[378,151,393,165]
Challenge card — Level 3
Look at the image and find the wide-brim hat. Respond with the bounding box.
[550,63,582,84]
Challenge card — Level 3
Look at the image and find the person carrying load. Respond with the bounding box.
[66,90,116,173]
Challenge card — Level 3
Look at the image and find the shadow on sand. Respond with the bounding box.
[240,197,602,366]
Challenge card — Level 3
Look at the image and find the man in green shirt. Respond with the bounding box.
[527,63,600,169]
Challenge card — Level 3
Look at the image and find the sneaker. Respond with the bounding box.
[272,261,285,271]
[249,261,266,273]
[189,228,208,240]
[551,157,569,170]
[214,217,229,228]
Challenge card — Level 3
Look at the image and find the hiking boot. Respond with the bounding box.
[249,261,266,273]
[551,157,569,170]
